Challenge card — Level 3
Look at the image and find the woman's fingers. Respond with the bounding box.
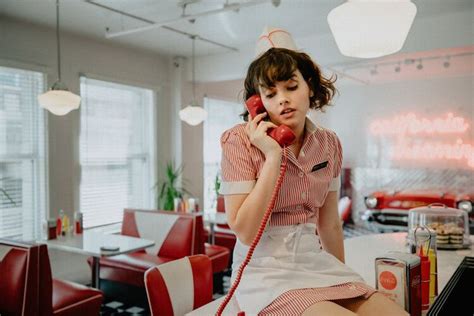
[247,112,267,132]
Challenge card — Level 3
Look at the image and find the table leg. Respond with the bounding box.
[91,256,100,289]
[210,222,215,244]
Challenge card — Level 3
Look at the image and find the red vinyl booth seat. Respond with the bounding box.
[93,209,230,288]
[0,241,103,316]
[144,255,213,316]
[204,195,237,256]
[0,243,39,316]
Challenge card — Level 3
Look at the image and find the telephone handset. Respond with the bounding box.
[245,95,296,147]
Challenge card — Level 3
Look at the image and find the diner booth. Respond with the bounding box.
[0,0,473,315]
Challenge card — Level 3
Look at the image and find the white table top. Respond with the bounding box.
[42,231,155,257]
[203,210,228,225]
[188,232,474,315]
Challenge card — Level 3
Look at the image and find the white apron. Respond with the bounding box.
[231,223,366,315]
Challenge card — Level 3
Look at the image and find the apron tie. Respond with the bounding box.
[283,224,304,261]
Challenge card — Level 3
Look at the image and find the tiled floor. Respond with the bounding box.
[100,224,375,315]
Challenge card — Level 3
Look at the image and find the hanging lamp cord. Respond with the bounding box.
[56,0,62,82]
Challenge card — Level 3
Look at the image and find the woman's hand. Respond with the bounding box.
[245,112,281,158]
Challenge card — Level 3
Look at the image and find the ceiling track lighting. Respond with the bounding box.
[85,0,238,52]
[97,0,275,40]
[329,51,473,75]
[37,0,81,116]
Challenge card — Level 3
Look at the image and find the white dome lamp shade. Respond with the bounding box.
[179,35,207,126]
[38,0,81,116]
[38,81,81,116]
[327,0,417,58]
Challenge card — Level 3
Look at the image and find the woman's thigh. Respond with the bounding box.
[301,301,357,316]
[334,292,409,316]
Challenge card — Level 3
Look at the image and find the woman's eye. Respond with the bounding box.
[287,85,298,91]
[265,93,275,98]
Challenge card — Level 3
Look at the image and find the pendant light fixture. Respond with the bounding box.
[327,0,417,58]
[38,0,81,116]
[179,35,208,126]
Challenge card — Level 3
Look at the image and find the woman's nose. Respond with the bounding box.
[278,93,289,105]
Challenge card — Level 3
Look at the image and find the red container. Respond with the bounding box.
[48,219,57,240]
[74,212,83,234]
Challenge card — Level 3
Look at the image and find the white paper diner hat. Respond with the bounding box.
[255,26,297,57]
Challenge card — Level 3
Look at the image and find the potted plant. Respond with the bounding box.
[154,162,190,211]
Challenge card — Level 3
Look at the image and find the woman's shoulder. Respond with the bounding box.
[221,123,248,144]
[313,125,340,143]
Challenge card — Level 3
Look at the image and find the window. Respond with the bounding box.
[0,66,47,240]
[203,97,242,211]
[79,77,155,228]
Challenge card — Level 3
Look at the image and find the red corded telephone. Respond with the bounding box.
[245,95,296,146]
[215,95,293,315]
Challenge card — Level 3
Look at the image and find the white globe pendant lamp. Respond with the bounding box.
[179,36,207,126]
[327,0,417,58]
[38,0,81,116]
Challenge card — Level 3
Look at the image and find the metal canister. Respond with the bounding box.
[375,251,421,316]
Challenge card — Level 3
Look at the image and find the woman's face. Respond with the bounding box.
[258,70,312,131]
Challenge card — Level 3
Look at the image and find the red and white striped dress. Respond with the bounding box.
[220,118,376,315]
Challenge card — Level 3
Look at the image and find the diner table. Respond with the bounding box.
[187,232,474,315]
[41,230,155,288]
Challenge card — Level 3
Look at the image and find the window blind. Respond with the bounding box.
[0,66,47,240]
[203,97,242,211]
[79,77,155,228]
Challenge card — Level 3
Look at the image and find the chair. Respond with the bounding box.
[93,209,229,294]
[144,255,213,316]
[0,240,103,316]
[338,196,352,225]
[0,241,40,316]
[204,195,237,256]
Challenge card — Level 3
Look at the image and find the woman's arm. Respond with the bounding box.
[225,152,281,246]
[317,191,345,263]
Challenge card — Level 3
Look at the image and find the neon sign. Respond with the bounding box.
[369,113,473,168]
[370,113,469,136]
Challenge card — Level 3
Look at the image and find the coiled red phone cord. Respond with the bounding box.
[216,147,289,316]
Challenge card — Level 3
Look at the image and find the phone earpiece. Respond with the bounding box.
[245,95,296,147]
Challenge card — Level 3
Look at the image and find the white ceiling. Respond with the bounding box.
[1,0,473,58]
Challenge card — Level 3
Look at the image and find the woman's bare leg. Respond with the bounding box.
[301,301,357,316]
[335,292,409,316]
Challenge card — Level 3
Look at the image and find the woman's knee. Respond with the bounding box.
[301,301,357,316]
[337,293,408,316]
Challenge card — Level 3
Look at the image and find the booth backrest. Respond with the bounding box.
[37,244,54,315]
[122,209,205,258]
[144,255,213,316]
[0,241,41,316]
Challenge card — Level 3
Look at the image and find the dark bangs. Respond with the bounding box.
[255,53,298,90]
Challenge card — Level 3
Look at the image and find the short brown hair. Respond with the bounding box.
[242,48,337,121]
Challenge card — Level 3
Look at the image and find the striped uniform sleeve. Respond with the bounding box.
[328,132,343,192]
[219,128,256,195]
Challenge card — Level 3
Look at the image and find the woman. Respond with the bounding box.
[219,47,407,315]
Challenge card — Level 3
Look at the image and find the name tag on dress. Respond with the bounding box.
[311,161,328,172]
